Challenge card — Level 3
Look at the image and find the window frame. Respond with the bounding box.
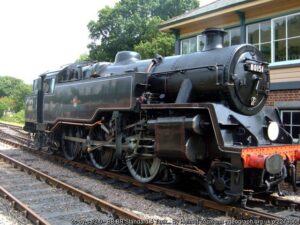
[246,20,271,61]
[32,79,39,94]
[280,109,300,142]
[225,27,241,46]
[179,27,241,55]
[43,77,56,94]
[180,35,205,54]
[270,12,300,65]
[179,11,300,64]
[180,36,197,54]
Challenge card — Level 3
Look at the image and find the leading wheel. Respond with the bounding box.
[206,162,240,204]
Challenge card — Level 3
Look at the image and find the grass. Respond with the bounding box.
[0,110,25,127]
[0,119,24,127]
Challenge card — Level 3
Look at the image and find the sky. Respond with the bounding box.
[0,0,118,84]
[0,0,214,84]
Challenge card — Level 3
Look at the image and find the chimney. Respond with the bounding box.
[201,28,227,51]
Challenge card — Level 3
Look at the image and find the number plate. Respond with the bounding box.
[246,63,264,73]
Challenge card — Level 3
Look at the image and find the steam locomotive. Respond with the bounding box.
[24,28,300,204]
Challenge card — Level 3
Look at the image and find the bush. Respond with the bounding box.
[1,110,25,125]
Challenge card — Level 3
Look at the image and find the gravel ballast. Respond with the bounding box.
[0,143,227,224]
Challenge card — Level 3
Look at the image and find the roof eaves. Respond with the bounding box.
[160,0,248,29]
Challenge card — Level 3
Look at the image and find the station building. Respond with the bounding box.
[160,0,300,142]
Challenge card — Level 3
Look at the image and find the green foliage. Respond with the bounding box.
[14,83,32,112]
[75,53,90,63]
[1,110,25,124]
[88,0,198,61]
[152,0,199,20]
[134,33,176,58]
[0,97,15,117]
[0,76,32,113]
[0,76,23,96]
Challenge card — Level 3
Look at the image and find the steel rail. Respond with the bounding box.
[0,152,150,225]
[0,128,289,221]
[0,186,51,225]
[249,194,300,210]
[62,160,284,220]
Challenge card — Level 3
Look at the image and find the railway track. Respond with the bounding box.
[0,125,149,225]
[0,123,299,224]
[0,149,148,225]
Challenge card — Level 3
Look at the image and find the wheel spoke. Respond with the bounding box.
[140,161,144,177]
[132,158,138,169]
[126,151,161,183]
[143,162,149,177]
[88,124,114,170]
[62,127,81,160]
[137,160,142,175]
[145,160,151,176]
[206,163,240,204]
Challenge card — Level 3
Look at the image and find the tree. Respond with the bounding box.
[134,33,175,58]
[75,53,90,63]
[0,76,23,97]
[13,82,32,112]
[0,97,15,117]
[88,0,198,61]
[0,76,32,113]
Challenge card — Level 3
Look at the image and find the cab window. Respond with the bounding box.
[32,79,41,94]
[43,78,55,94]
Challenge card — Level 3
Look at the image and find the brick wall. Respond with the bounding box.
[266,89,300,106]
[279,161,300,193]
[266,89,300,192]
[296,162,300,194]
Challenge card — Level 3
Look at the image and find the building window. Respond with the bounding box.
[272,13,300,62]
[246,12,300,64]
[224,27,241,47]
[281,110,300,141]
[180,27,241,54]
[247,21,271,62]
[180,35,205,54]
[181,36,197,54]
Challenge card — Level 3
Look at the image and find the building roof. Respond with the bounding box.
[160,0,248,28]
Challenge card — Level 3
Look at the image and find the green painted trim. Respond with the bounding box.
[236,11,246,43]
[171,29,180,40]
[171,29,181,55]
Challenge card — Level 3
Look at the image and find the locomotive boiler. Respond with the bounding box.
[24,28,300,204]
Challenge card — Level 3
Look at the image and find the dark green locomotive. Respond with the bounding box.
[24,29,300,204]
